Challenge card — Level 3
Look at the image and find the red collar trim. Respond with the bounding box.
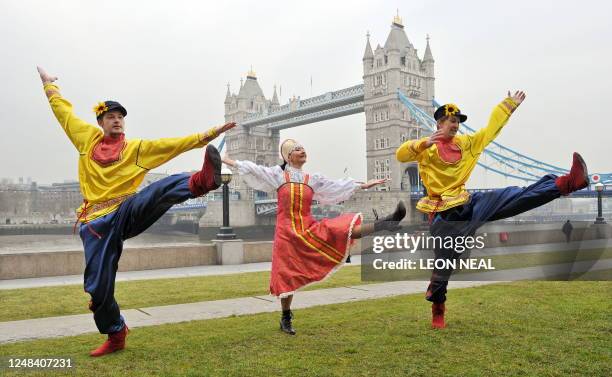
[91,133,126,166]
[435,139,462,164]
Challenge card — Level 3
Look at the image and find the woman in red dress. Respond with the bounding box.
[223,139,406,334]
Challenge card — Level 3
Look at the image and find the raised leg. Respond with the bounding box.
[118,173,195,239]
[352,201,406,238]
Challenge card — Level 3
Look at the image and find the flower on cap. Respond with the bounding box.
[444,103,459,117]
[93,102,108,117]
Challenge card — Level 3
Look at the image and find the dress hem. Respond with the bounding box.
[273,212,363,299]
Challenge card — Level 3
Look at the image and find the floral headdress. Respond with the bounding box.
[93,102,108,117]
[444,103,460,117]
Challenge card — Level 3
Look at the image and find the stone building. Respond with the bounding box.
[223,69,281,200]
[362,14,435,191]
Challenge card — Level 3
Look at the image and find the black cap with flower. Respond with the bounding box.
[93,101,127,120]
[434,103,467,122]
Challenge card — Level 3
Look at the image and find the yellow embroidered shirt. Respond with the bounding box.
[44,83,216,221]
[396,98,519,213]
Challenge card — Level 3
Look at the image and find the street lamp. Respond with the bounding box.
[594,182,606,224]
[216,166,236,239]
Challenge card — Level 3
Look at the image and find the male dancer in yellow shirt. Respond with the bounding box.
[37,67,235,356]
[396,91,588,329]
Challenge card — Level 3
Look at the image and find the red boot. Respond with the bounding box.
[189,144,222,196]
[431,303,446,329]
[90,325,129,357]
[555,152,589,195]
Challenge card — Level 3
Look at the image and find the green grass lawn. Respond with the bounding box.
[0,281,610,377]
[2,249,610,322]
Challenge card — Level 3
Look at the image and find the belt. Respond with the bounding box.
[74,194,134,239]
[78,194,133,217]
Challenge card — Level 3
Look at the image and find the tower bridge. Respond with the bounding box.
[223,14,435,197]
[177,14,611,220]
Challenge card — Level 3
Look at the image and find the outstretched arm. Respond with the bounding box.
[222,155,238,168]
[222,155,282,192]
[136,122,236,170]
[37,66,58,86]
[37,66,101,153]
[198,122,236,144]
[468,90,526,154]
[358,178,390,190]
[311,175,390,205]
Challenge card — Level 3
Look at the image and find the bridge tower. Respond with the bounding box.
[362,14,435,192]
[223,69,281,199]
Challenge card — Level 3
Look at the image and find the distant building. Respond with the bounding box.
[0,172,173,224]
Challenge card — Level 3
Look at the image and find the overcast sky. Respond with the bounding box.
[1,0,610,188]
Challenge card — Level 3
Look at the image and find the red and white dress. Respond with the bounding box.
[235,162,363,297]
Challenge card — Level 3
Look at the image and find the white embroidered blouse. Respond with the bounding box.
[234,160,359,205]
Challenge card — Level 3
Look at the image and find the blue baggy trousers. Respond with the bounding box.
[79,173,194,333]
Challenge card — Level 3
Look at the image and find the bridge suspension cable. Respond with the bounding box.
[398,90,612,185]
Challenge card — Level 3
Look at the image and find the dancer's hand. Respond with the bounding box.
[424,130,446,148]
[222,154,236,167]
[360,178,390,189]
[37,66,58,84]
[201,122,236,143]
[507,90,526,106]
[216,122,237,135]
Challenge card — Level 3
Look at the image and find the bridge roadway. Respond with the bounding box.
[240,84,364,130]
[169,189,612,213]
